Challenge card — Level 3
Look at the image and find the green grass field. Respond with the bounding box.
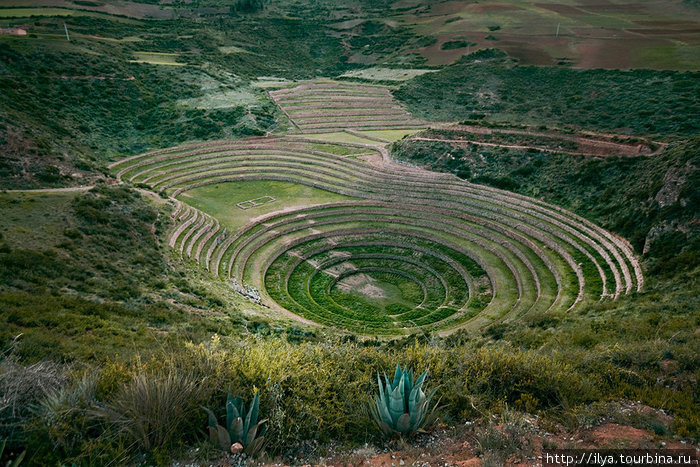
[332,271,424,313]
[177,180,356,232]
[357,128,423,141]
[130,52,184,66]
[339,67,437,81]
[296,132,383,145]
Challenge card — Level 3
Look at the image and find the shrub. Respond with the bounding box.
[30,375,100,463]
[0,354,68,447]
[441,40,474,50]
[473,406,532,463]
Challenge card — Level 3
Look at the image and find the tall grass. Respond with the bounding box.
[95,371,206,451]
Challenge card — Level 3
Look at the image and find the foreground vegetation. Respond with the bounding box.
[1,264,697,464]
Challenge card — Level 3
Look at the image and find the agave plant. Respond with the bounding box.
[369,363,440,437]
[202,389,267,456]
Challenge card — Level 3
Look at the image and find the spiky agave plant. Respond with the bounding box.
[202,389,267,456]
[369,363,440,437]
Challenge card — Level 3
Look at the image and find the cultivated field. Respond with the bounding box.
[110,133,643,336]
[338,67,438,81]
[130,51,184,66]
[268,81,427,133]
[398,0,700,69]
[411,125,666,158]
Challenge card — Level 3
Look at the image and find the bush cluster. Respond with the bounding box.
[395,51,700,137]
[2,312,697,465]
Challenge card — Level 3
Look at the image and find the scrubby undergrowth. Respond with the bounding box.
[0,186,281,363]
[395,50,700,138]
[1,264,697,464]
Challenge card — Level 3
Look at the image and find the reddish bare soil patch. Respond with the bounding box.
[534,3,586,15]
[416,0,473,16]
[0,27,27,35]
[319,428,482,467]
[257,413,689,467]
[1,0,172,19]
[496,39,560,66]
[465,3,523,13]
[582,2,648,12]
[576,40,632,69]
[584,423,653,448]
[415,31,569,67]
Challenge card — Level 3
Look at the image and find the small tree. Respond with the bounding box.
[230,0,263,14]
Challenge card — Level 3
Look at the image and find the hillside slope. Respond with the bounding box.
[392,133,699,274]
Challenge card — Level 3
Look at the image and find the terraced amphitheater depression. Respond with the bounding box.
[110,82,643,337]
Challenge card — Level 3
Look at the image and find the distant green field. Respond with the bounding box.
[296,131,382,145]
[218,45,249,54]
[339,67,437,81]
[178,180,356,232]
[358,129,422,141]
[130,51,184,66]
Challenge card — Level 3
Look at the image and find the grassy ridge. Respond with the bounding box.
[0,37,278,188]
[0,12,361,189]
[394,51,700,138]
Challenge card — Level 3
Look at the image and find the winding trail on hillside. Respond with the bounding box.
[410,136,657,158]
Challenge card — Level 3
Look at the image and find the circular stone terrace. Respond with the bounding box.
[109,81,643,336]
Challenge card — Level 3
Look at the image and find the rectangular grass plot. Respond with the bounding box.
[236,196,276,210]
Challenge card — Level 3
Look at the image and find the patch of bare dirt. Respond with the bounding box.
[584,423,653,448]
[576,40,632,69]
[337,273,388,299]
[253,402,693,467]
